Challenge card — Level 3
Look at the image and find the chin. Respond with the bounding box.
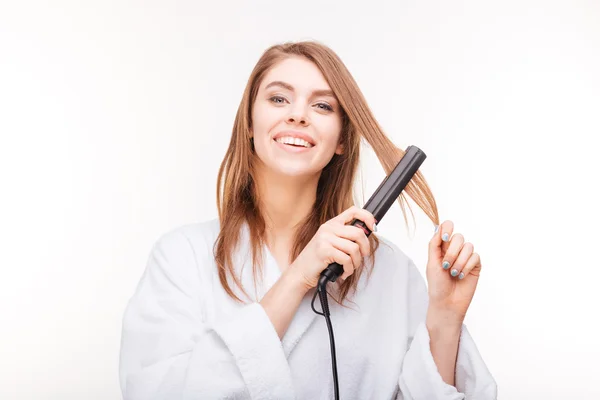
[272,162,322,179]
[276,166,316,178]
[256,153,329,179]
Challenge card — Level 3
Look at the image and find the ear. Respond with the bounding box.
[335,142,344,155]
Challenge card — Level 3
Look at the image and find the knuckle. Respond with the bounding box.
[351,225,364,238]
[317,240,328,253]
[364,243,371,256]
[343,254,352,265]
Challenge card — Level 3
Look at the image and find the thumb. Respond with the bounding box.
[428,224,443,258]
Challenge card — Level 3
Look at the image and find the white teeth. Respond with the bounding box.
[275,136,313,148]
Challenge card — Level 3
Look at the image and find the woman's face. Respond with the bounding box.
[251,57,343,178]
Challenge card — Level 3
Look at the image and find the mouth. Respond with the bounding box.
[273,137,314,148]
[273,138,314,153]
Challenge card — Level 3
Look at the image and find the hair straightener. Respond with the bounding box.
[311,145,427,400]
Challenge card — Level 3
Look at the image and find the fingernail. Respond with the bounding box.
[372,223,378,232]
[434,225,439,234]
[458,272,465,280]
[442,233,449,242]
[442,261,450,270]
[450,269,459,277]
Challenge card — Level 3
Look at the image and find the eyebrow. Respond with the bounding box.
[264,80,335,98]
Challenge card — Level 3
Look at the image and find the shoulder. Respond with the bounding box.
[164,217,220,247]
[150,217,221,268]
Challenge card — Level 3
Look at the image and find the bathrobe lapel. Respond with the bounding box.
[237,221,319,359]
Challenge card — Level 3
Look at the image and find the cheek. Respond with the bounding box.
[252,103,283,135]
[318,117,343,148]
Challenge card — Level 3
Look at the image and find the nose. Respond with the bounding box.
[286,107,309,126]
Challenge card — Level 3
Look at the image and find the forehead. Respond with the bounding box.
[260,57,331,92]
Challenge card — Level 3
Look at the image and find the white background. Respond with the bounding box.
[1,1,599,399]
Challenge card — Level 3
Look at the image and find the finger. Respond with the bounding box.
[440,220,455,254]
[332,206,377,233]
[429,219,454,254]
[330,234,363,272]
[335,224,371,257]
[329,248,354,280]
[448,242,474,279]
[441,233,464,277]
[459,252,481,280]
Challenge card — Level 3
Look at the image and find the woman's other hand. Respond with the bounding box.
[426,220,482,324]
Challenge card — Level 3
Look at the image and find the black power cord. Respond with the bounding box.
[310,145,427,400]
[311,275,340,400]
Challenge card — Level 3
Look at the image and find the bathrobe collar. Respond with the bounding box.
[235,220,319,358]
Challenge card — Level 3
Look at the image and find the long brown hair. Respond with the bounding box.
[215,40,439,305]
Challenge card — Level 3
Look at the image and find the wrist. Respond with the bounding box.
[426,306,464,335]
[281,267,311,296]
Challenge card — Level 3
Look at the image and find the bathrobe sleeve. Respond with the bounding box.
[396,259,498,400]
[119,230,295,400]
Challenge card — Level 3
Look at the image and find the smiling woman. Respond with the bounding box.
[251,59,344,177]
[119,40,497,399]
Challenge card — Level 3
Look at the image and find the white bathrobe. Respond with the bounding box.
[119,218,497,399]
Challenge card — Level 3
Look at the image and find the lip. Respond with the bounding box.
[273,140,313,153]
[273,140,314,153]
[272,130,316,146]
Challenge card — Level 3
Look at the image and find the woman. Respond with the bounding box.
[119,41,497,399]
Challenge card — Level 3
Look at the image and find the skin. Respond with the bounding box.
[253,56,482,387]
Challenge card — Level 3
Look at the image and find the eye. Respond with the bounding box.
[315,102,333,112]
[268,95,287,104]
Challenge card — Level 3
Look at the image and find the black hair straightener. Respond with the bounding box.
[311,145,427,400]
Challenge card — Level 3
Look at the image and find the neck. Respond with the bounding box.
[254,164,320,241]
